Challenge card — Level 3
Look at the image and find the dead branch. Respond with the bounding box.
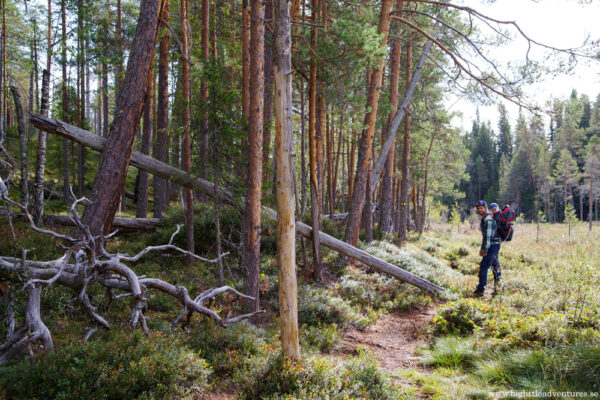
[0,195,263,365]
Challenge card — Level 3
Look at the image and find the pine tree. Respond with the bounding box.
[583,137,600,231]
[497,103,512,161]
[553,148,580,220]
[564,201,577,240]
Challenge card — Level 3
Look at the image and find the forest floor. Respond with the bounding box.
[202,304,439,400]
[2,208,600,399]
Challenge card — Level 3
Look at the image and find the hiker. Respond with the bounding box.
[473,200,501,297]
[489,203,502,288]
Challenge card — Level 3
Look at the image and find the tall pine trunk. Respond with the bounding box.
[33,0,52,223]
[262,0,274,189]
[180,0,194,264]
[61,0,70,203]
[273,0,299,358]
[82,0,163,238]
[241,0,251,118]
[153,1,169,217]
[379,2,403,232]
[243,0,265,312]
[398,39,412,243]
[199,0,210,183]
[308,0,322,280]
[343,0,394,246]
[136,64,154,218]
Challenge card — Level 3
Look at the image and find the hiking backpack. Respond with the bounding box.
[497,205,515,242]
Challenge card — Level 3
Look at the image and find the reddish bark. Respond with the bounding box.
[308,0,322,280]
[273,0,299,357]
[136,64,154,218]
[379,1,404,233]
[262,0,274,189]
[181,0,194,263]
[82,0,164,238]
[241,0,251,118]
[344,0,394,246]
[244,0,265,312]
[399,39,412,243]
[153,0,170,218]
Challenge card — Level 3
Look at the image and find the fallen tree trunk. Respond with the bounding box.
[0,209,164,231]
[45,214,163,231]
[31,114,443,294]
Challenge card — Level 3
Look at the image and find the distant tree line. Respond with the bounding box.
[460,91,600,226]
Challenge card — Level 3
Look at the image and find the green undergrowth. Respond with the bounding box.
[0,331,212,400]
[5,206,599,398]
[234,347,413,400]
[412,223,600,397]
[0,213,451,399]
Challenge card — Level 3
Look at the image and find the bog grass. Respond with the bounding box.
[416,221,600,397]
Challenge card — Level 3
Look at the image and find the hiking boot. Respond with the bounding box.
[472,289,484,297]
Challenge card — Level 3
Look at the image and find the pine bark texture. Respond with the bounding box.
[273,0,299,358]
[308,0,322,279]
[241,0,251,118]
[61,0,69,204]
[262,0,274,188]
[200,0,210,181]
[399,40,412,243]
[180,0,195,263]
[343,0,394,246]
[379,4,403,232]
[82,0,163,238]
[137,64,154,218]
[244,0,265,312]
[153,0,169,218]
[77,0,85,198]
[34,67,50,223]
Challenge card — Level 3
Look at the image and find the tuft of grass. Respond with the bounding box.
[423,336,479,369]
[475,341,600,392]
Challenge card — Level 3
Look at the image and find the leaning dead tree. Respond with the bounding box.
[31,115,444,294]
[0,190,263,365]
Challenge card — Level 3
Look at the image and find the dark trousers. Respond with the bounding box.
[477,243,500,291]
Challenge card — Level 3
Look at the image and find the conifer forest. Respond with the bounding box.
[0,0,599,398]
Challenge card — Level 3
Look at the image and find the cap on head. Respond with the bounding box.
[490,203,499,210]
[475,200,487,208]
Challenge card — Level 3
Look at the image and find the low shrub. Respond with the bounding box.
[433,299,490,336]
[0,331,211,400]
[186,319,267,377]
[235,347,409,400]
[297,285,368,329]
[300,323,341,353]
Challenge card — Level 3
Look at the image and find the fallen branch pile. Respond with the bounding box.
[0,192,263,365]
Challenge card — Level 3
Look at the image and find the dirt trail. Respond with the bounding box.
[201,305,438,399]
[340,305,438,372]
